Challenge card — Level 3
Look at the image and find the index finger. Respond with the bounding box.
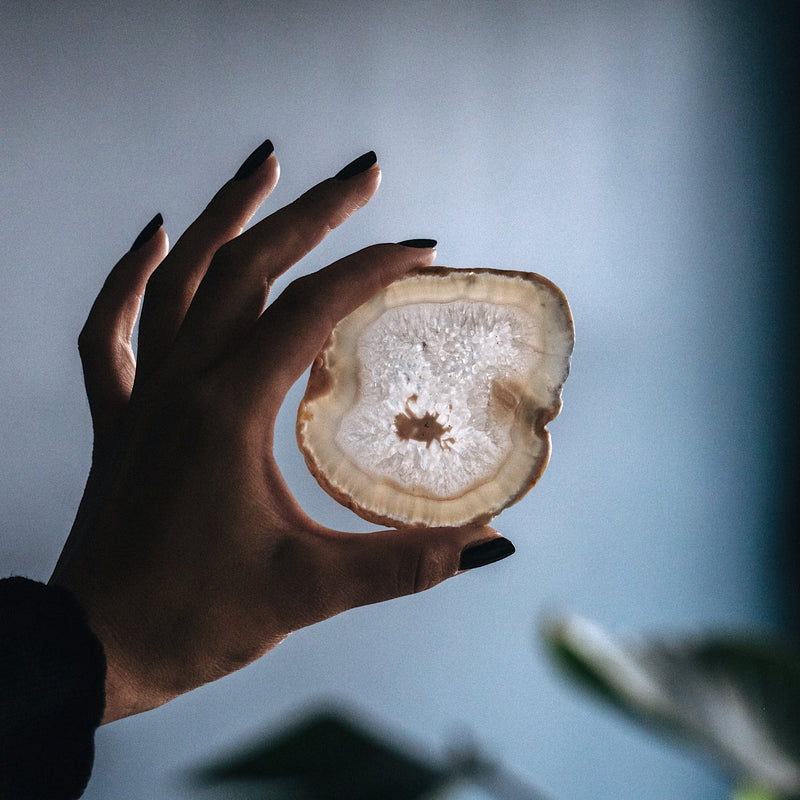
[237,241,437,412]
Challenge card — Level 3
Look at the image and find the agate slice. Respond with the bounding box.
[297,267,574,527]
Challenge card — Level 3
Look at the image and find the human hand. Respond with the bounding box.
[49,142,514,723]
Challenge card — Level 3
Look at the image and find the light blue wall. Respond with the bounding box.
[0,2,786,798]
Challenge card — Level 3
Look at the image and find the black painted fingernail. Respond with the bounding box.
[335,150,377,180]
[233,138,275,181]
[130,213,163,251]
[398,239,437,249]
[459,537,515,570]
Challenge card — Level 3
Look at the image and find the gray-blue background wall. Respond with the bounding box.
[1,2,795,798]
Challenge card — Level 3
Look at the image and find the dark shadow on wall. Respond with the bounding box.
[764,2,800,634]
[712,0,799,635]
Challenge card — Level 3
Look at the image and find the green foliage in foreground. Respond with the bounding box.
[194,616,799,799]
[544,615,800,799]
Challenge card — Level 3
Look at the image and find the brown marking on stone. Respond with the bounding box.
[491,379,520,412]
[394,397,456,449]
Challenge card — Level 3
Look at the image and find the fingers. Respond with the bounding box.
[166,151,381,376]
[135,139,279,383]
[279,527,514,629]
[238,240,437,411]
[78,216,167,439]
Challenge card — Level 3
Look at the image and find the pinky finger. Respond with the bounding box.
[78,214,167,440]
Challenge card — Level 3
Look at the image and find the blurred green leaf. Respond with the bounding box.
[733,785,783,800]
[196,707,452,800]
[544,615,800,798]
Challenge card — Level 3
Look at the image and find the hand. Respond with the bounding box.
[49,142,514,723]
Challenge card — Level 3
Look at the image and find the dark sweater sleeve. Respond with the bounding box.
[0,577,106,800]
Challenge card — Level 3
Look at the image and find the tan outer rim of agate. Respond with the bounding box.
[296,266,575,528]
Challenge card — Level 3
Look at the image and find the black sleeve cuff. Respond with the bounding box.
[0,576,106,800]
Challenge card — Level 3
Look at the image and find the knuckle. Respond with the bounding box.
[289,186,326,217]
[77,322,108,362]
[76,325,95,354]
[206,237,277,293]
[143,258,196,302]
[141,265,195,318]
[397,543,452,596]
[209,237,245,270]
[412,547,452,594]
[279,273,322,315]
[142,261,170,294]
[290,183,353,234]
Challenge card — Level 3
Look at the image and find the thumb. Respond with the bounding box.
[318,526,515,614]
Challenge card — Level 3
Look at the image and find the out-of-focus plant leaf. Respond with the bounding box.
[447,743,554,800]
[195,707,453,800]
[543,615,800,799]
[194,706,554,800]
[733,784,783,800]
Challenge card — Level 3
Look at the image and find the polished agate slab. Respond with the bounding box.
[297,267,574,527]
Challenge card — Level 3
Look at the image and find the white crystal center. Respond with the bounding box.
[334,300,543,498]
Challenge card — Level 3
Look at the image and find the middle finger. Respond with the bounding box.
[167,151,381,377]
[135,138,279,385]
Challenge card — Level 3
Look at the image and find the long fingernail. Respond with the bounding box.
[398,239,437,249]
[459,537,515,570]
[335,150,377,180]
[130,213,163,252]
[233,138,275,181]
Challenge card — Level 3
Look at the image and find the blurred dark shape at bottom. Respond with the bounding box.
[194,710,451,800]
[195,707,448,800]
[194,705,549,800]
